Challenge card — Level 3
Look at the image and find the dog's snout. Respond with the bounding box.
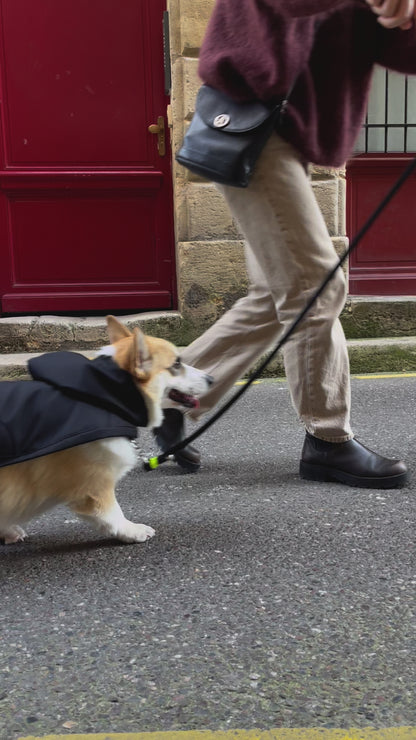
[205,374,214,387]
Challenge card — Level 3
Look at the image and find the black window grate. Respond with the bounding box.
[357,70,416,153]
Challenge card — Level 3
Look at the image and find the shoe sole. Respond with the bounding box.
[299,461,408,489]
[173,451,200,473]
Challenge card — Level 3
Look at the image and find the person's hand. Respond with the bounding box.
[365,0,415,29]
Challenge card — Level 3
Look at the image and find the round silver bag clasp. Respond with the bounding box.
[213,113,230,128]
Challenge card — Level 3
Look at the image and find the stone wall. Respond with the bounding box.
[168,0,348,341]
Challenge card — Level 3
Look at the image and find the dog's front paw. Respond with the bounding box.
[2,526,28,545]
[118,523,156,543]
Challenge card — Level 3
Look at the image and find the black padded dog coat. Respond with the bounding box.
[0,352,148,468]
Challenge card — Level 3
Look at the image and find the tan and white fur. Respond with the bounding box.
[0,316,211,546]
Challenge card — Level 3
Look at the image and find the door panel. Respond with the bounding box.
[347,155,416,295]
[0,0,175,313]
[2,1,150,166]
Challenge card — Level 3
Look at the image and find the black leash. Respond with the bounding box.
[144,156,416,471]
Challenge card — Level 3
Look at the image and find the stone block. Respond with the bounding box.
[170,57,203,190]
[312,164,345,179]
[178,240,247,331]
[0,316,37,353]
[33,316,76,349]
[167,0,181,58]
[182,57,200,119]
[178,0,214,55]
[312,178,339,236]
[186,184,240,241]
[341,296,416,339]
[332,236,349,276]
[338,175,346,235]
[348,336,416,373]
[333,236,349,257]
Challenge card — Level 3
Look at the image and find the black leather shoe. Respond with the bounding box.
[300,432,408,489]
[153,408,200,472]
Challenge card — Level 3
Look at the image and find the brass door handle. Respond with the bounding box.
[148,116,166,156]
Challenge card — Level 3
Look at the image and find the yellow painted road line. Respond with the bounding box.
[235,380,264,385]
[235,372,416,386]
[354,372,416,379]
[18,727,416,740]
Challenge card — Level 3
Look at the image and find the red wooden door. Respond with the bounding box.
[0,0,176,314]
[347,155,416,295]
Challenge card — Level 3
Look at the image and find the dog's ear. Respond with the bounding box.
[106,315,132,343]
[133,328,153,381]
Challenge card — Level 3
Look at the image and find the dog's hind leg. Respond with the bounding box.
[70,487,155,544]
[0,525,27,545]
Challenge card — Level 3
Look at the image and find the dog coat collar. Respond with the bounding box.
[28,352,148,427]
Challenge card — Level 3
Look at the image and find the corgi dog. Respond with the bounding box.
[0,316,212,546]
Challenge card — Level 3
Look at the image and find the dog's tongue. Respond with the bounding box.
[168,389,200,409]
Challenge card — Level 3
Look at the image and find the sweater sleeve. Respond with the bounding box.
[374,24,416,74]
[198,1,318,101]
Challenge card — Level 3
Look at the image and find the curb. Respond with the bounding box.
[0,312,187,354]
[1,337,416,382]
[17,727,416,739]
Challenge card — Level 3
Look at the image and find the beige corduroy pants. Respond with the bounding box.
[182,133,353,442]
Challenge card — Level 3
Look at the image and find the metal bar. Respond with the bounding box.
[404,75,409,152]
[384,69,388,153]
[162,11,171,96]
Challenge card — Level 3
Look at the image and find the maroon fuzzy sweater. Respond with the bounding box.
[198,0,416,166]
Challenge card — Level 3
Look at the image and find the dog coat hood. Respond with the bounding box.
[0,352,149,468]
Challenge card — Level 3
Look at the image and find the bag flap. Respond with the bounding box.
[196,85,277,133]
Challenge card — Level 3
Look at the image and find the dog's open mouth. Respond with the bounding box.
[168,389,200,409]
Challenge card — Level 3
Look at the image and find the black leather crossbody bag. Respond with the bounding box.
[176,85,289,188]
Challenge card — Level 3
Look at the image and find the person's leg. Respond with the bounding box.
[183,134,351,439]
[182,278,281,418]
[213,135,406,486]
[155,258,283,470]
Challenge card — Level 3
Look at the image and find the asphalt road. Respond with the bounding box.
[1,375,416,739]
